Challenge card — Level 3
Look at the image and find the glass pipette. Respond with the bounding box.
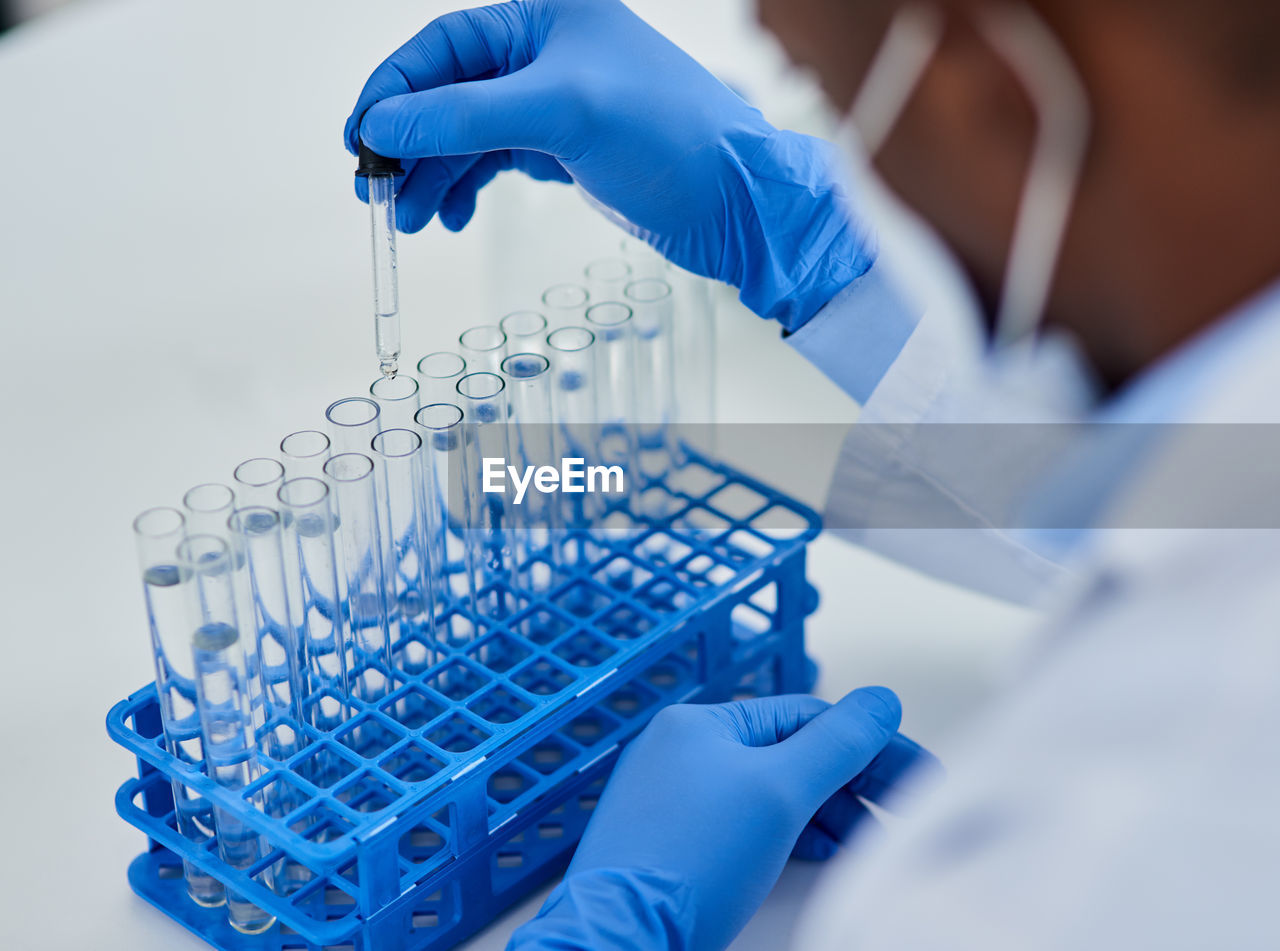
[356,144,404,379]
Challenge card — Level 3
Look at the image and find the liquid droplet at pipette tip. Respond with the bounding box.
[380,360,399,380]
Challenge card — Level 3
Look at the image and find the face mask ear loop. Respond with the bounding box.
[979,4,1092,353]
[848,4,946,157]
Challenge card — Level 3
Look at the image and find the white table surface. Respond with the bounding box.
[0,1,1037,947]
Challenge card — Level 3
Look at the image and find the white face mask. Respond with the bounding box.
[838,2,1092,355]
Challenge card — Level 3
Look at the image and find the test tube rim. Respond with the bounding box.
[455,371,507,402]
[500,352,552,381]
[547,326,596,354]
[133,506,186,538]
[323,452,377,484]
[624,277,673,304]
[182,483,236,515]
[277,477,329,509]
[585,301,633,328]
[325,397,382,430]
[500,310,549,340]
[233,457,286,489]
[369,374,421,404]
[370,428,424,460]
[280,430,331,461]
[415,402,465,431]
[458,325,507,356]
[542,283,590,310]
[416,352,468,381]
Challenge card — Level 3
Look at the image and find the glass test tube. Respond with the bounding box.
[455,372,519,621]
[542,283,590,327]
[183,483,238,540]
[369,374,422,431]
[625,278,678,454]
[368,171,401,379]
[322,453,393,704]
[370,429,436,675]
[500,311,550,358]
[227,508,304,762]
[416,352,468,405]
[668,264,719,431]
[458,326,508,374]
[501,353,560,579]
[280,431,331,482]
[133,508,225,909]
[325,398,382,455]
[277,478,350,736]
[414,403,475,647]
[585,301,643,546]
[547,328,605,560]
[585,258,633,303]
[619,235,667,280]
[177,535,275,935]
[233,459,286,511]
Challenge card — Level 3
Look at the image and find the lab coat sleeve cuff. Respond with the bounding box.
[786,263,922,405]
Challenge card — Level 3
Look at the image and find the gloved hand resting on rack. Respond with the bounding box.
[344,0,873,330]
[506,688,938,951]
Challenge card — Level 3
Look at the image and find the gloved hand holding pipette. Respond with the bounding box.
[344,0,873,331]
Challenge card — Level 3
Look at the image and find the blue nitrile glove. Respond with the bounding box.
[343,0,874,330]
[506,689,936,951]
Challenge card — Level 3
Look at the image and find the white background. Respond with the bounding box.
[0,1,1035,947]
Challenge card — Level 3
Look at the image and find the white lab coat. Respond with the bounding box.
[785,269,1280,949]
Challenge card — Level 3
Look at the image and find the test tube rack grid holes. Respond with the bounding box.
[108,450,821,951]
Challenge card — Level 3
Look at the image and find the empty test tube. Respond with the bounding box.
[280,430,331,482]
[176,534,275,935]
[585,258,633,303]
[500,311,550,358]
[414,403,474,645]
[542,283,591,325]
[585,302,638,469]
[227,508,305,762]
[233,459,286,511]
[132,508,225,910]
[322,453,393,704]
[370,374,422,431]
[370,429,436,675]
[183,483,238,541]
[458,326,508,374]
[416,353,468,405]
[356,144,405,380]
[455,372,519,621]
[325,398,382,455]
[277,478,350,734]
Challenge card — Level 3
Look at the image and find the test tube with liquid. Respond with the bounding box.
[547,327,605,563]
[356,144,404,380]
[232,459,286,512]
[625,278,678,456]
[501,352,560,580]
[177,534,275,935]
[133,508,225,910]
